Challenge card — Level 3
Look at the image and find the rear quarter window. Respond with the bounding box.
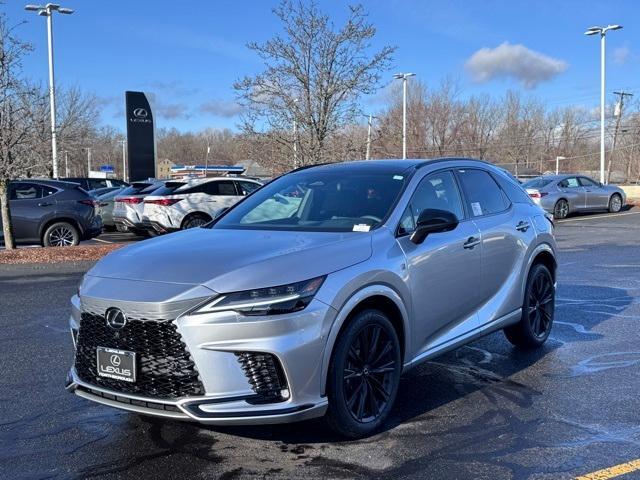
[493,172,534,205]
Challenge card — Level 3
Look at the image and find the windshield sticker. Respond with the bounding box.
[393,175,404,180]
[471,202,483,216]
[353,224,371,232]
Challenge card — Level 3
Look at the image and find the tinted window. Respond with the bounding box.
[140,182,165,194]
[42,185,58,198]
[205,180,237,196]
[493,172,533,204]
[88,179,108,190]
[522,178,554,189]
[118,183,153,195]
[214,171,407,232]
[10,183,42,200]
[579,177,599,187]
[150,182,185,196]
[456,169,509,217]
[558,177,580,188]
[237,181,261,195]
[401,171,464,235]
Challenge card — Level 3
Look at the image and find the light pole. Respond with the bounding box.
[585,24,623,184]
[555,156,566,175]
[84,147,92,175]
[25,4,74,179]
[292,98,299,168]
[365,114,377,160]
[393,73,416,159]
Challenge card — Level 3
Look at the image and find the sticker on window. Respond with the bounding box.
[353,224,371,232]
[471,202,483,216]
[393,175,404,180]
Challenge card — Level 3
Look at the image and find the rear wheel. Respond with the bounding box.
[553,199,569,219]
[504,263,555,349]
[182,213,211,229]
[43,221,80,247]
[608,193,623,213]
[326,309,401,438]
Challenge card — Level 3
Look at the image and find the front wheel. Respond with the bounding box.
[326,309,401,438]
[504,263,555,349]
[608,193,623,213]
[182,213,211,229]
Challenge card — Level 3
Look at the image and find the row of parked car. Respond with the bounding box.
[0,176,263,247]
[0,171,627,248]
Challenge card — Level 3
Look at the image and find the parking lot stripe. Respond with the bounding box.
[91,237,113,244]
[557,211,640,223]
[576,458,640,480]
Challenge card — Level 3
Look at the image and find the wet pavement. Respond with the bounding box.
[1,210,640,479]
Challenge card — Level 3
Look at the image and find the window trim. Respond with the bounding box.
[453,167,513,220]
[10,182,46,201]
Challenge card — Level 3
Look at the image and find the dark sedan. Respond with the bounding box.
[0,179,102,247]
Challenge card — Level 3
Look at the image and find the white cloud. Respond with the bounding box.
[465,42,568,89]
[613,46,630,65]
[199,99,243,118]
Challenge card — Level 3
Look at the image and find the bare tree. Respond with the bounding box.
[234,0,394,167]
[0,14,42,249]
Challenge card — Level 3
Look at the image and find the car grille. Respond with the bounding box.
[74,312,205,399]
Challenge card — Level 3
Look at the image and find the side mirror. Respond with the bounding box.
[410,209,459,244]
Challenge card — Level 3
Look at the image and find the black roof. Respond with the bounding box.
[292,158,493,175]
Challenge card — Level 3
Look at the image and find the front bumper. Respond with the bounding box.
[67,290,335,425]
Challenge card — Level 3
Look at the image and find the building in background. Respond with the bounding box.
[157,159,176,179]
[169,164,245,178]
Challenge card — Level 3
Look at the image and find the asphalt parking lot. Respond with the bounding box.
[1,209,640,480]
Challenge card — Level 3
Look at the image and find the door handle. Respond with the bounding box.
[463,236,480,249]
[38,202,53,207]
[516,220,530,232]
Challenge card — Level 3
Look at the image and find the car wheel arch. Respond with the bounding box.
[521,243,557,303]
[180,211,212,229]
[319,285,410,396]
[39,216,82,244]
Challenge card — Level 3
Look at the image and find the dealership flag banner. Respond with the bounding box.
[125,91,156,181]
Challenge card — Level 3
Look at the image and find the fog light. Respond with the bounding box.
[280,388,290,400]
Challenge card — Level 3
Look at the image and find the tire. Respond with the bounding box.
[182,213,211,230]
[504,263,555,349]
[608,193,623,213]
[553,199,569,219]
[326,309,402,438]
[42,221,80,247]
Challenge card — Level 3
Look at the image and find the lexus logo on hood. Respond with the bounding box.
[133,107,148,119]
[105,308,127,330]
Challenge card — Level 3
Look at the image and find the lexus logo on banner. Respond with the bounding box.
[125,91,156,181]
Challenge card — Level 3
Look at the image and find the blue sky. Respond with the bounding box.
[4,0,640,133]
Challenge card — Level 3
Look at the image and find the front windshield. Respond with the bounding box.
[213,169,408,232]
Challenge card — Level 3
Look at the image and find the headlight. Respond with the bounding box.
[193,276,326,316]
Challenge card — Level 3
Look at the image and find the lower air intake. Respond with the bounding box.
[235,352,289,403]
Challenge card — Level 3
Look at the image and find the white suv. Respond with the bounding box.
[142,177,262,233]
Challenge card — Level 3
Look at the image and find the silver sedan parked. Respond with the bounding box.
[522,174,626,219]
[66,158,557,438]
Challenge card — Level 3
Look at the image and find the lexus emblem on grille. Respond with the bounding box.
[110,354,121,366]
[105,308,127,329]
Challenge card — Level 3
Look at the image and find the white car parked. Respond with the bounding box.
[142,177,262,233]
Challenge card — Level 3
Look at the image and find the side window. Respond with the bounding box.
[182,184,208,194]
[42,185,58,198]
[398,171,464,235]
[237,181,260,196]
[10,183,42,200]
[209,181,237,196]
[89,179,108,190]
[579,177,598,187]
[456,169,509,217]
[559,177,580,188]
[492,172,533,205]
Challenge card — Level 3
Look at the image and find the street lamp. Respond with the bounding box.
[25,3,74,179]
[393,73,416,159]
[585,24,623,184]
[555,156,566,175]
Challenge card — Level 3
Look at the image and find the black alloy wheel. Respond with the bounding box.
[326,309,401,438]
[504,263,555,348]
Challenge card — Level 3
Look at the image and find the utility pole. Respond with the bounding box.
[556,156,566,175]
[64,150,69,176]
[365,114,376,160]
[607,90,633,183]
[119,140,127,182]
[393,73,416,159]
[204,140,210,178]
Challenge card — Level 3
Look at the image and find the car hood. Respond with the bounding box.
[86,227,373,292]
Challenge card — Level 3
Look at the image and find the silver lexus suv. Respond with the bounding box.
[66,158,557,438]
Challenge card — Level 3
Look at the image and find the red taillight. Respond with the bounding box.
[144,198,182,206]
[528,192,548,199]
[116,196,143,204]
